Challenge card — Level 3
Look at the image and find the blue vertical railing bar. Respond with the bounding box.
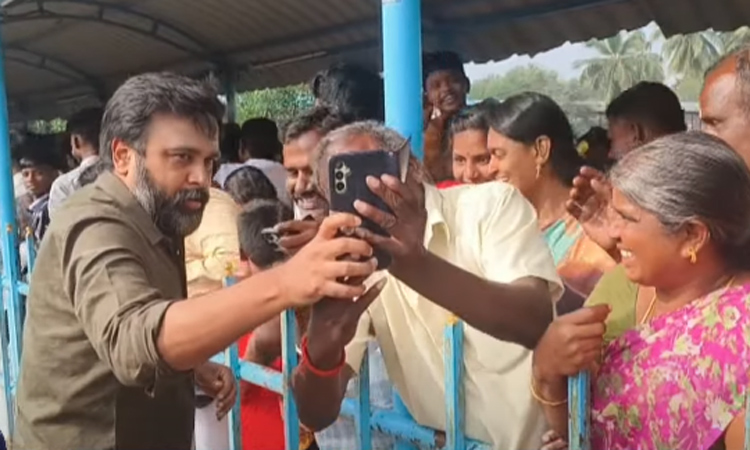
[0,28,22,436]
[392,392,418,450]
[355,347,372,450]
[0,283,13,435]
[24,230,35,276]
[568,372,591,450]
[222,275,242,450]
[381,0,424,158]
[281,309,300,450]
[444,316,465,450]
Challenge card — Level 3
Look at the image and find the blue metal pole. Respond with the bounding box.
[222,276,242,450]
[382,0,424,160]
[0,30,20,436]
[568,372,591,450]
[391,392,418,450]
[222,70,237,124]
[355,347,372,450]
[281,309,300,450]
[444,317,465,450]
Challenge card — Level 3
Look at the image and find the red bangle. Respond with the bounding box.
[300,336,345,378]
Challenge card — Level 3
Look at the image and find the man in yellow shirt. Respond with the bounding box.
[185,187,241,298]
[291,121,562,449]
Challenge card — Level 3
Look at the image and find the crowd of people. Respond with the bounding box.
[4,43,750,450]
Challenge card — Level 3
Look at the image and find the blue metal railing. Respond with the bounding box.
[218,275,489,450]
[568,373,590,450]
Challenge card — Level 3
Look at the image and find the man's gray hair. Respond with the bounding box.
[312,120,423,182]
[610,131,750,269]
[316,120,410,158]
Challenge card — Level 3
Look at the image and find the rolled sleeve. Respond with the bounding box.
[63,219,181,389]
[477,185,563,301]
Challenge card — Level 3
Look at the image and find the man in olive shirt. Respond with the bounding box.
[15,72,378,450]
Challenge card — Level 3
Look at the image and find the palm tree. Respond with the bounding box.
[575,30,664,101]
[721,26,750,53]
[660,30,723,79]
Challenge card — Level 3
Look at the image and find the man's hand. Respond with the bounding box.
[353,170,428,263]
[565,167,618,258]
[533,304,610,382]
[276,219,320,256]
[275,213,377,306]
[305,277,387,370]
[195,362,237,420]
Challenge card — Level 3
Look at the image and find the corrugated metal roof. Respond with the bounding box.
[2,0,749,120]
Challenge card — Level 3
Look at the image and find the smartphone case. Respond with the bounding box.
[328,149,400,269]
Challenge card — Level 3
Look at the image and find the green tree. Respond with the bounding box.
[721,26,750,53]
[673,74,703,102]
[575,30,664,101]
[470,64,598,102]
[27,118,66,134]
[470,64,603,135]
[661,31,723,79]
[235,84,313,124]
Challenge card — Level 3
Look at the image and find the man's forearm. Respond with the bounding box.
[391,252,553,349]
[244,317,282,366]
[534,375,569,440]
[158,268,292,371]
[292,363,353,431]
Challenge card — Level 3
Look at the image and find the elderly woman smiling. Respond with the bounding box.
[533,132,750,450]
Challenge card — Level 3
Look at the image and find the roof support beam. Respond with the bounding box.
[3,0,214,59]
[4,46,105,99]
[436,0,631,31]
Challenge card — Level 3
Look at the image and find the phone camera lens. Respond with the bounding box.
[335,182,346,192]
[335,171,344,180]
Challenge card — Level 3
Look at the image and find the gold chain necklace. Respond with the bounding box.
[639,275,737,325]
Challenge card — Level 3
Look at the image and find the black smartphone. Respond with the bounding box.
[328,149,400,270]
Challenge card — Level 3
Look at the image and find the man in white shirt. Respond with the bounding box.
[214,118,290,205]
[292,121,562,449]
[48,107,102,217]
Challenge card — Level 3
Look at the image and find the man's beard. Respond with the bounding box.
[132,157,209,237]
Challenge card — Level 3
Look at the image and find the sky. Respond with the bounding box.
[464,42,594,81]
[464,23,662,82]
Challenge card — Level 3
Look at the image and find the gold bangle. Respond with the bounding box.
[530,376,568,407]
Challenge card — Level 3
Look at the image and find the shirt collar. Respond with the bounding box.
[79,155,99,168]
[96,171,165,245]
[423,183,450,246]
[28,194,49,212]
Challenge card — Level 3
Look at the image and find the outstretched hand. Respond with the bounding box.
[276,219,320,255]
[195,362,237,420]
[565,167,617,258]
[533,304,610,381]
[276,213,377,306]
[304,276,388,370]
[353,169,427,263]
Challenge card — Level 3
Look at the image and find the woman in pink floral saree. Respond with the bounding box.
[532,132,750,450]
[591,282,750,449]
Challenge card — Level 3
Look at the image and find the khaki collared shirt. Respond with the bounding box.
[15,172,195,450]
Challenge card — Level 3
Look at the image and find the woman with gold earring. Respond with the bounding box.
[533,132,750,450]
[486,92,615,311]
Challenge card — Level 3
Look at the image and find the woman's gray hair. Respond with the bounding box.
[610,131,750,269]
